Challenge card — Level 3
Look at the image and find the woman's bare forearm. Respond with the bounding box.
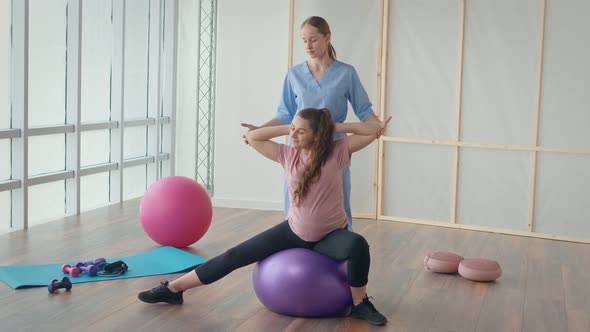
[246,125,290,141]
[334,121,381,136]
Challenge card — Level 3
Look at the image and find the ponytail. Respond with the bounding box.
[292,109,335,206]
[327,43,337,60]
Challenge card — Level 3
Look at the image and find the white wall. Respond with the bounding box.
[175,0,199,179]
[383,0,590,239]
[533,0,590,237]
[175,0,590,240]
[176,0,290,211]
[214,0,290,210]
[176,0,381,214]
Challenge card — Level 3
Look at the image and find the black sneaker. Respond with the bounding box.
[138,281,184,304]
[351,295,388,326]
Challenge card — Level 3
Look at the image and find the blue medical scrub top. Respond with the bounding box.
[275,60,375,133]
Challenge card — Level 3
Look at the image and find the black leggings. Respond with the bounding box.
[194,220,370,287]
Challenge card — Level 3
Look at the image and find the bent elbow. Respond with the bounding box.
[245,132,255,143]
[368,122,381,135]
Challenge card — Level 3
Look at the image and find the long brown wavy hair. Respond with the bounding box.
[300,16,337,60]
[292,108,335,206]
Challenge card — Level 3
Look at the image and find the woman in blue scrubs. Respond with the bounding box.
[242,16,384,230]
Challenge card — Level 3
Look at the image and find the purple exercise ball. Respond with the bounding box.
[252,248,352,318]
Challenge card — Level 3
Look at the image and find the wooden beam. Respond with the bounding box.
[376,0,390,219]
[379,214,590,244]
[450,0,466,225]
[528,0,547,232]
[380,136,590,155]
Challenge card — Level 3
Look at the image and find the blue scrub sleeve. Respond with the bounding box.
[275,70,297,124]
[348,67,375,122]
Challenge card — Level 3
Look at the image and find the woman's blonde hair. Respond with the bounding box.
[301,16,336,60]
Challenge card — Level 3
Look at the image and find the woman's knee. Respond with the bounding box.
[218,247,244,269]
[347,235,370,287]
[349,233,369,253]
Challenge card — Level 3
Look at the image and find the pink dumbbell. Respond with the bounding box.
[61,264,81,277]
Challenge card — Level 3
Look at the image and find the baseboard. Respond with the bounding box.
[212,197,283,211]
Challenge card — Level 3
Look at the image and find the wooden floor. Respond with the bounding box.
[0,199,589,332]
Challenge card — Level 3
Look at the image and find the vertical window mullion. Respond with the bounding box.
[109,0,125,203]
[147,0,162,186]
[163,0,178,177]
[10,0,29,229]
[65,0,82,216]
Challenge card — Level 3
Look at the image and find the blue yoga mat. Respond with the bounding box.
[0,246,207,289]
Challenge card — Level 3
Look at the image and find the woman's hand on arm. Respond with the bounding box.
[241,118,284,144]
[364,114,388,138]
[243,125,290,162]
[345,116,392,154]
[335,116,390,136]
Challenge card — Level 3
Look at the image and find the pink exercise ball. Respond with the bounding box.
[140,176,212,248]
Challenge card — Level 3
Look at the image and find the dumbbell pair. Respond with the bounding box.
[79,258,107,270]
[61,258,106,277]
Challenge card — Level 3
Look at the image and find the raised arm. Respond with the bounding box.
[244,125,290,162]
[241,118,285,144]
[335,116,391,154]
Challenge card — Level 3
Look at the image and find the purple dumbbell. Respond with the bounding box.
[80,258,107,270]
[75,262,98,276]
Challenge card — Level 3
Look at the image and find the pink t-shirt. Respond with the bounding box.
[277,137,350,241]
